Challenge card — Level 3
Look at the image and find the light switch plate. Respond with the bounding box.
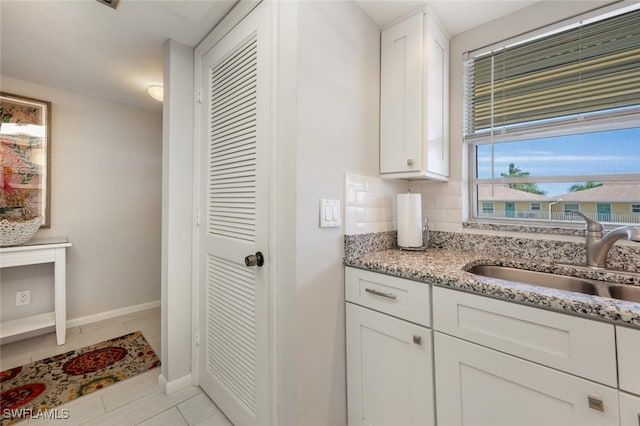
[320,199,341,228]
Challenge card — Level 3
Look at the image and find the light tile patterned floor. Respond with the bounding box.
[0,308,232,425]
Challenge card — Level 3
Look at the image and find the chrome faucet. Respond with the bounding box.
[571,212,640,268]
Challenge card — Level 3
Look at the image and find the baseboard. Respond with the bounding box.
[0,300,161,345]
[66,300,161,328]
[158,373,192,394]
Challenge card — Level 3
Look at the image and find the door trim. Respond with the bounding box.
[195,1,262,59]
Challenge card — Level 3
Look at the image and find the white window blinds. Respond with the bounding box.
[464,7,640,139]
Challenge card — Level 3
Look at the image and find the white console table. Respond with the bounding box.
[0,238,72,345]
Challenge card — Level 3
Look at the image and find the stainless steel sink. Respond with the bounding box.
[466,265,602,295]
[608,285,640,303]
[466,264,640,303]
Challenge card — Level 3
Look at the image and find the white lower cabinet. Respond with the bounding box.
[346,268,640,426]
[617,326,640,396]
[434,332,619,426]
[346,303,434,426]
[620,392,640,426]
[618,325,640,426]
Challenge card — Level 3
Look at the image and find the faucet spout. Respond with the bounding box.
[603,226,640,243]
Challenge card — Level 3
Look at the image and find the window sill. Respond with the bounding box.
[463,220,586,237]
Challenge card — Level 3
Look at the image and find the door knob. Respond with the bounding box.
[244,251,264,267]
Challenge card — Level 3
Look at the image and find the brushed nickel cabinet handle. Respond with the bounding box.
[588,396,604,412]
[365,288,397,300]
[407,159,414,167]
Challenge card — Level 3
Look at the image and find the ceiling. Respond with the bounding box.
[0,0,538,114]
[354,0,539,34]
[0,0,238,112]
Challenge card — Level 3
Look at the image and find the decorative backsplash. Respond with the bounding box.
[344,173,406,235]
[345,230,640,273]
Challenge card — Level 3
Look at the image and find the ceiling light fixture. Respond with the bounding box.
[96,0,119,9]
[147,85,164,102]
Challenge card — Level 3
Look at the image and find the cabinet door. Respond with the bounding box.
[346,303,434,426]
[617,326,640,396]
[620,392,640,426]
[423,14,449,178]
[434,332,619,426]
[380,13,423,174]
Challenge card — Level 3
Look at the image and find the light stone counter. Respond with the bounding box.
[345,248,640,328]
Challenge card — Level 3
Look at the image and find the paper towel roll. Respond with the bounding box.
[397,193,423,248]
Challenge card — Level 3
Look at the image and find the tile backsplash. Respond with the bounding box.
[344,173,407,235]
[409,180,463,231]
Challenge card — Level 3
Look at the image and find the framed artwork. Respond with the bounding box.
[0,92,52,227]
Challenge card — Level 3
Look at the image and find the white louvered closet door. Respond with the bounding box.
[198,3,271,426]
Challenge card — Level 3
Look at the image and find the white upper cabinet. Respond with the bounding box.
[380,11,449,180]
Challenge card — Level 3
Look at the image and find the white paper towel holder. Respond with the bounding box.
[399,218,430,251]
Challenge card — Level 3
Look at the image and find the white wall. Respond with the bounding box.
[294,2,386,424]
[0,76,162,323]
[410,1,611,232]
[159,39,194,392]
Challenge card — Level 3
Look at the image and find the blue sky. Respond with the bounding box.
[477,127,640,196]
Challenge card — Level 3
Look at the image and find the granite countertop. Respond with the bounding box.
[344,248,640,328]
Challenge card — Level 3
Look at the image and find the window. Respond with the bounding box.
[481,202,494,215]
[632,204,640,213]
[465,5,640,225]
[564,204,580,213]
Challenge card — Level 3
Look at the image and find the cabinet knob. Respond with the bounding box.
[407,159,414,167]
[413,335,422,345]
[587,396,604,412]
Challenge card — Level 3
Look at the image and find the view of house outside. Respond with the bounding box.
[478,182,640,223]
[475,128,640,224]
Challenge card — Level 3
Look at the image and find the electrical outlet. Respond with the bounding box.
[16,290,31,306]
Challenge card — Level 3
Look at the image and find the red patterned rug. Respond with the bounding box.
[0,331,160,425]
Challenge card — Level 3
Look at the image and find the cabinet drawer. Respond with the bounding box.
[617,326,640,396]
[433,286,616,386]
[345,267,430,327]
